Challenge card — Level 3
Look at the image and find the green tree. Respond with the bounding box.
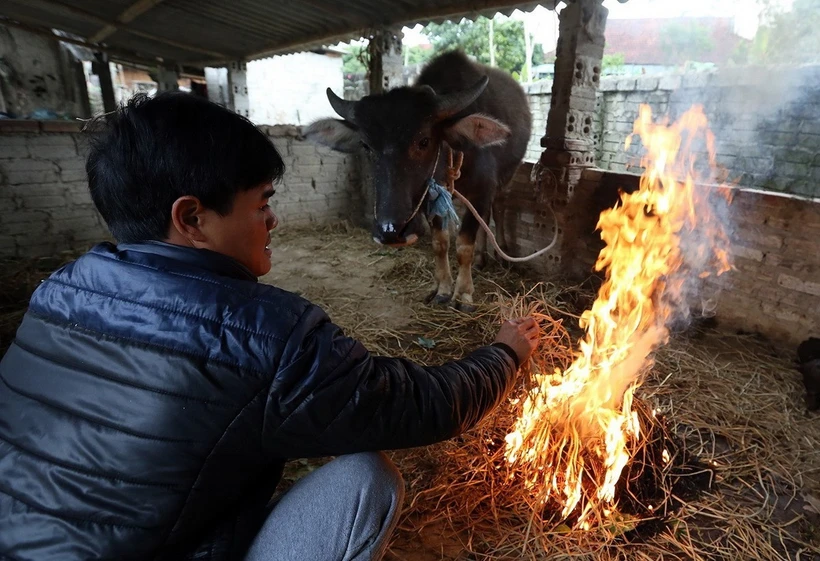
[404,45,435,67]
[532,43,546,67]
[342,45,367,74]
[749,0,820,64]
[345,16,544,80]
[602,53,625,74]
[423,16,530,78]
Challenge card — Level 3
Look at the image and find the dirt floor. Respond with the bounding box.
[1,223,818,560]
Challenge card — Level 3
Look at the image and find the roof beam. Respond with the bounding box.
[7,0,229,59]
[90,0,166,43]
[2,15,205,76]
[0,15,170,67]
[297,0,365,28]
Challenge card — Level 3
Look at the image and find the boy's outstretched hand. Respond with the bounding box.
[494,317,541,366]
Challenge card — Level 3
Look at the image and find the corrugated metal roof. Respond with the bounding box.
[0,0,553,68]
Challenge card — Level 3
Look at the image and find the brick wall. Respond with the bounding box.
[0,121,361,258]
[497,162,820,345]
[706,188,820,344]
[524,64,820,198]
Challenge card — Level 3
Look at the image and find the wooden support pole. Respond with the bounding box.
[92,53,117,113]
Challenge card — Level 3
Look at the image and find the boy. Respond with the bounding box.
[0,93,540,561]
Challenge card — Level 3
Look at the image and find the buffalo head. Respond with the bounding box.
[304,77,511,246]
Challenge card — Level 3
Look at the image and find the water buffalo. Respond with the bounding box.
[304,51,532,311]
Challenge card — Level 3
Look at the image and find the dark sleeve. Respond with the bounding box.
[261,305,518,459]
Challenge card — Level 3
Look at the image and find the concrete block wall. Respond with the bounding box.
[258,125,362,228]
[523,82,551,162]
[0,121,361,259]
[706,188,820,345]
[495,162,558,262]
[523,64,820,198]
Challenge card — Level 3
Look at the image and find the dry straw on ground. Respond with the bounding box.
[0,250,85,354]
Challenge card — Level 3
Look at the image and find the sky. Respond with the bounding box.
[399,0,796,49]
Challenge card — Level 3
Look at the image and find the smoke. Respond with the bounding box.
[624,59,820,336]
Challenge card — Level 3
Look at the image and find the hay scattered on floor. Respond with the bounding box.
[0,250,84,354]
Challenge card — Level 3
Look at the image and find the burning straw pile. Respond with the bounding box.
[388,297,820,560]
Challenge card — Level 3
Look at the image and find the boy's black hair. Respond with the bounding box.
[86,92,285,243]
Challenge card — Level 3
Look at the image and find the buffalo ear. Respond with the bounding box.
[303,119,361,153]
[443,113,511,148]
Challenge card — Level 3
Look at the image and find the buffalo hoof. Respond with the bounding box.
[474,252,488,270]
[426,292,452,305]
[454,301,477,313]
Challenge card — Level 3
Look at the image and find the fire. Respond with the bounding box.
[504,105,732,528]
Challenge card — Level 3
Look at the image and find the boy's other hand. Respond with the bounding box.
[494,317,540,366]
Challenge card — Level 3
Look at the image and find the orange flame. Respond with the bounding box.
[505,105,732,528]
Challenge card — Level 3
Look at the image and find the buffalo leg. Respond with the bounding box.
[474,224,488,270]
[453,200,487,312]
[428,218,453,304]
[453,231,476,312]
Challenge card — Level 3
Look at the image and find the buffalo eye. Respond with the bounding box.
[360,141,371,152]
[419,137,430,149]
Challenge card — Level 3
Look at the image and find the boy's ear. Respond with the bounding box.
[170,196,208,242]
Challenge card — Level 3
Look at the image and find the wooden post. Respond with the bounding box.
[92,52,117,113]
[151,66,179,92]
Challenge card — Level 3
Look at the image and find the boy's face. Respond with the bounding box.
[202,183,278,276]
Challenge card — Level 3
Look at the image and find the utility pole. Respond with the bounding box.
[489,17,496,67]
[524,14,534,83]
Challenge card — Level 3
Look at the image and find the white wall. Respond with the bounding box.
[247,52,343,126]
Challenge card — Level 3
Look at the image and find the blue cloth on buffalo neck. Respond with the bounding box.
[425,179,460,229]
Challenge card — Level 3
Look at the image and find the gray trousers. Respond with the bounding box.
[243,452,405,561]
